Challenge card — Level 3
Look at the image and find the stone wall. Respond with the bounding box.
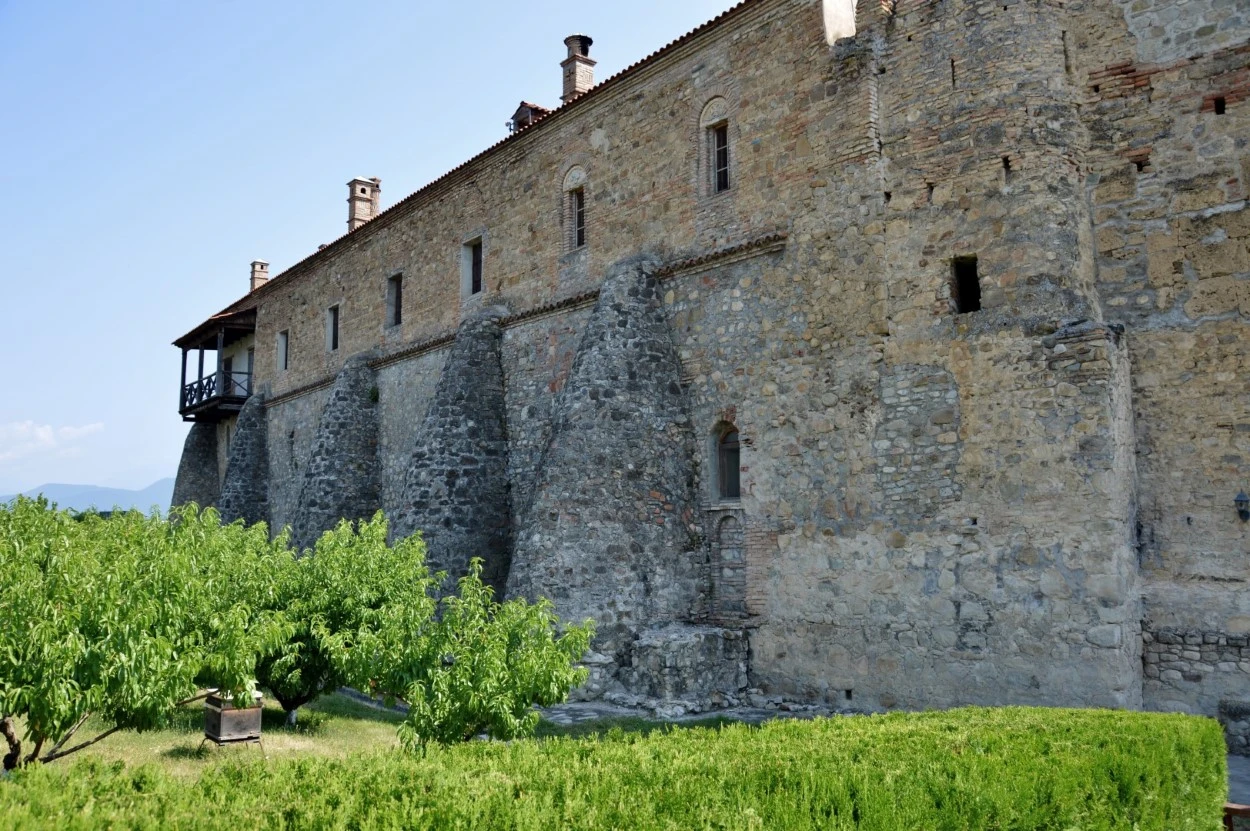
[168,0,1249,719]
[1222,699,1250,756]
[375,350,446,524]
[508,256,714,687]
[264,387,331,535]
[1144,627,1250,728]
[500,305,593,519]
[171,422,219,510]
[390,313,512,594]
[287,358,382,551]
[217,394,270,527]
[1070,0,1250,721]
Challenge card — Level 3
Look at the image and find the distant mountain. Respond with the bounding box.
[0,478,175,513]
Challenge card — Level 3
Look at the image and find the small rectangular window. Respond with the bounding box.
[951,256,981,314]
[462,238,484,297]
[1213,96,1226,115]
[327,305,340,351]
[712,124,730,193]
[386,274,403,327]
[571,188,586,249]
[278,330,289,371]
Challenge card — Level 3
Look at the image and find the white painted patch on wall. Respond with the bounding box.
[824,0,857,42]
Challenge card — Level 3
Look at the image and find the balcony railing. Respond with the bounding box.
[181,371,252,414]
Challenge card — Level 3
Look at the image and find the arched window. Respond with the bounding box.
[562,166,588,252]
[717,425,741,500]
[699,98,732,196]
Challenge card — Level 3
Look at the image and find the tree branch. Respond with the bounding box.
[40,726,122,764]
[23,736,44,766]
[176,691,212,708]
[45,712,92,759]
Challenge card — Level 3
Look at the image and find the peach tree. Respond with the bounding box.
[0,499,290,769]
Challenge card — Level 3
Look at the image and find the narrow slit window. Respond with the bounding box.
[471,241,483,294]
[386,274,403,327]
[462,238,484,298]
[277,330,289,371]
[1213,96,1226,115]
[712,124,731,193]
[718,428,741,500]
[570,187,586,249]
[951,256,981,314]
[327,305,340,351]
[1002,155,1013,181]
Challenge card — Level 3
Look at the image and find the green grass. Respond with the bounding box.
[0,707,1228,830]
[533,714,742,739]
[60,693,404,778]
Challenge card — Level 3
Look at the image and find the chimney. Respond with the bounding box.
[249,260,270,292]
[347,177,382,232]
[561,34,596,104]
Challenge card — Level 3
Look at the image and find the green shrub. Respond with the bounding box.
[328,558,594,748]
[254,517,437,721]
[0,708,1227,830]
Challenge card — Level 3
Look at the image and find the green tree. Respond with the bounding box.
[255,515,437,724]
[0,499,290,768]
[330,558,594,748]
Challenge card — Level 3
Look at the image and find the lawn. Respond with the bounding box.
[66,692,405,778]
[64,692,734,777]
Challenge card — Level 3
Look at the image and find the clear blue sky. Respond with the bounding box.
[0,0,738,494]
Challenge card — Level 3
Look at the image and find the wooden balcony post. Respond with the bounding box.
[197,348,205,381]
[180,348,188,410]
[215,329,225,392]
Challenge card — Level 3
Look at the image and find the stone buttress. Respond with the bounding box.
[171,422,220,510]
[288,357,382,551]
[217,394,270,527]
[509,255,747,707]
[390,312,512,595]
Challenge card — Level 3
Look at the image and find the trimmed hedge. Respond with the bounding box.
[0,708,1227,830]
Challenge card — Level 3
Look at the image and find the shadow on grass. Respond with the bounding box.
[304,693,406,726]
[254,692,406,736]
[162,744,210,761]
[535,715,748,740]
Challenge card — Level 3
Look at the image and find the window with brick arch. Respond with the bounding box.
[562,166,589,253]
[699,97,732,197]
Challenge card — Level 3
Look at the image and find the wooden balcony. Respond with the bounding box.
[180,371,252,421]
[174,306,257,423]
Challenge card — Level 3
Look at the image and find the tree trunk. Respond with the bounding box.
[1,717,20,771]
[285,709,298,727]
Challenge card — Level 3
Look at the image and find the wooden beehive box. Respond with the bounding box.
[204,690,263,744]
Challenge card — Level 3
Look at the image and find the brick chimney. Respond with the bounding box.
[561,35,596,104]
[250,260,269,292]
[347,177,382,232]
